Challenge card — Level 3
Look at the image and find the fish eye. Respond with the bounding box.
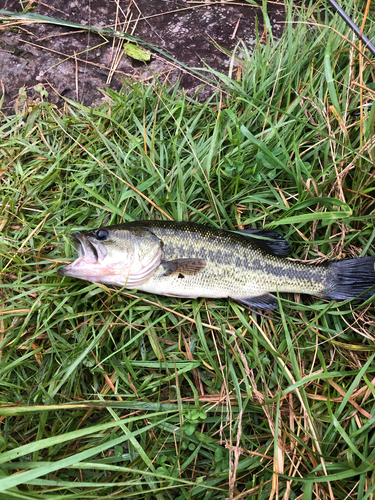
[96,229,109,241]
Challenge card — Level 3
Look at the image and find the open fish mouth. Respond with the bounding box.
[58,232,107,278]
[73,232,107,262]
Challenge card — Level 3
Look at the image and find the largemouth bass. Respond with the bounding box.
[58,220,375,309]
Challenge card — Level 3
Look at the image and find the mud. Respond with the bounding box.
[0,0,285,113]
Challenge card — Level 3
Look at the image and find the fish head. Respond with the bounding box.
[58,225,162,287]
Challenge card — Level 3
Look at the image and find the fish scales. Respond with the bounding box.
[138,221,328,300]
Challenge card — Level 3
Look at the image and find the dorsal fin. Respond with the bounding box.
[235,229,291,257]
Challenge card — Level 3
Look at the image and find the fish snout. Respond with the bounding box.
[58,266,68,277]
[71,231,83,241]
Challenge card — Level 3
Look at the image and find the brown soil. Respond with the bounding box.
[0,0,285,113]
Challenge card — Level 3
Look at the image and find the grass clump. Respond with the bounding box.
[1,1,375,498]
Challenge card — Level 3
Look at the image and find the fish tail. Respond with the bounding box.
[322,256,375,301]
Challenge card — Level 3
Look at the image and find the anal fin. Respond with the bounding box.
[230,293,279,310]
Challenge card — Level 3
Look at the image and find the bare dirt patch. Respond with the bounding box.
[0,0,285,113]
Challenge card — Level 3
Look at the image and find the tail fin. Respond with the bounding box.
[324,256,375,301]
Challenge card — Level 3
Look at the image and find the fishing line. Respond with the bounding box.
[82,0,91,102]
[327,0,375,56]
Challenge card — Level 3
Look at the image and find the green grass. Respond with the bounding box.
[1,1,375,498]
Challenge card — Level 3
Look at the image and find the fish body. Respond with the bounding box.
[58,220,375,309]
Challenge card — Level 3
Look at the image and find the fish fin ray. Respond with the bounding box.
[235,229,291,257]
[162,258,206,277]
[231,293,279,310]
[161,292,199,298]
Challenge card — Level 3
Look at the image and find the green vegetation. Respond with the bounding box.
[1,1,375,498]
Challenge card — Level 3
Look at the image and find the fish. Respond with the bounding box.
[58,220,375,310]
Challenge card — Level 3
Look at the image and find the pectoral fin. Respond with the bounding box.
[230,293,279,310]
[162,258,206,277]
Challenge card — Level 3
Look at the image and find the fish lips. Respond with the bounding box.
[58,232,107,278]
